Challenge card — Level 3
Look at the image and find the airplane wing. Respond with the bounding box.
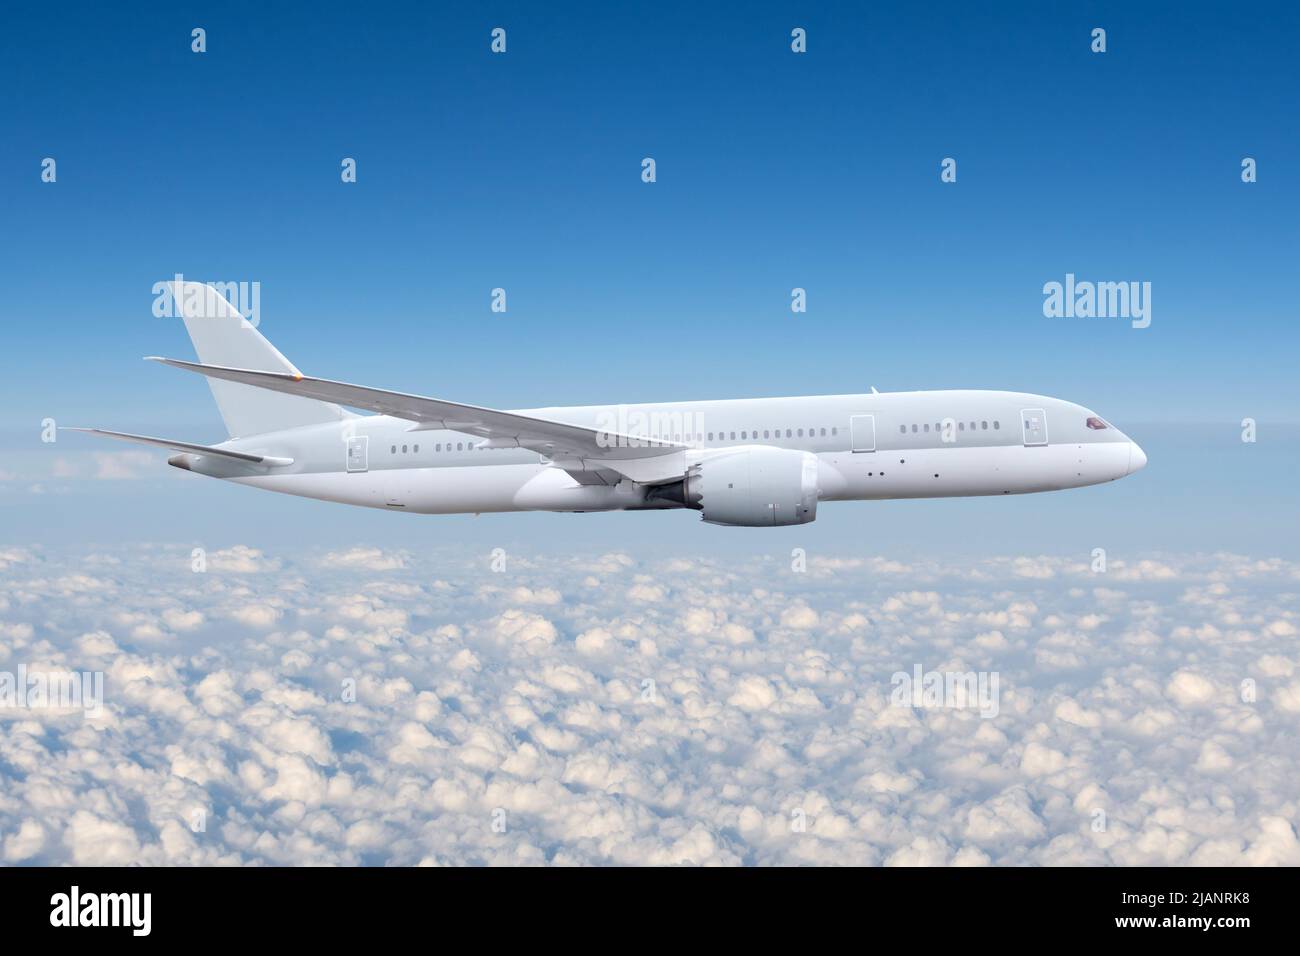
[63,427,294,466]
[145,357,685,469]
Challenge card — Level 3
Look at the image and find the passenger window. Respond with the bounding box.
[786,429,792,438]
[831,427,837,435]
[981,421,988,430]
[820,428,826,436]
[993,421,1000,430]
[923,424,930,432]
[959,422,965,431]
[391,445,396,454]
[911,424,918,433]
[899,425,906,434]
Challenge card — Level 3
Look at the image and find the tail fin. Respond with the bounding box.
[170,281,343,438]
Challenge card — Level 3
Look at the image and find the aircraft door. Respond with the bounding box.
[850,414,876,452]
[1021,409,1048,446]
[346,435,369,472]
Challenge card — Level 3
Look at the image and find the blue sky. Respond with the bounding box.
[1,0,1297,553]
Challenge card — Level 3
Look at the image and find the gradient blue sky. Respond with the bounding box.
[2,0,1297,555]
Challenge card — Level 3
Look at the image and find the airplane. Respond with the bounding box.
[70,281,1146,527]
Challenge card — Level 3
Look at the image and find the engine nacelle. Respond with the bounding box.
[683,446,819,526]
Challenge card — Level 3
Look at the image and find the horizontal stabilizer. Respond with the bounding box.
[63,428,293,466]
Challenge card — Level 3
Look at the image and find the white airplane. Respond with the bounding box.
[71,282,1146,527]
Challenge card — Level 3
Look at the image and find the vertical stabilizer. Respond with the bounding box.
[170,280,343,438]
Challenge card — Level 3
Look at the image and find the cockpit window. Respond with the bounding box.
[1085,417,1108,430]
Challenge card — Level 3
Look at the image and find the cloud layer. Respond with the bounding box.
[1,544,1298,865]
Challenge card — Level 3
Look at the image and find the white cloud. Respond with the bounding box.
[1166,671,1217,708]
[318,547,407,571]
[2,819,46,862]
[229,604,282,628]
[779,604,820,630]
[1,545,1297,866]
[493,608,557,648]
[64,811,142,865]
[208,545,279,574]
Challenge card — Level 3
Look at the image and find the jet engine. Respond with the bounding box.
[645,447,819,526]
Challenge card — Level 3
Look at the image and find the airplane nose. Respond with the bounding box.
[1127,442,1147,475]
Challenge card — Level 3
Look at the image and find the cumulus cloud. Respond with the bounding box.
[0,545,1297,865]
[207,545,279,574]
[318,547,407,571]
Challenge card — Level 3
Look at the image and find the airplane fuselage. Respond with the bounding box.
[170,389,1147,522]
